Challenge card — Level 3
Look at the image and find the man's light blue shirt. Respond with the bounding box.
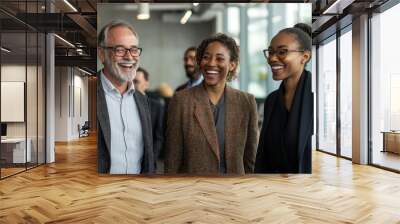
[100,71,144,174]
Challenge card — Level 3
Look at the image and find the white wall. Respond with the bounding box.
[1,64,46,164]
[1,65,29,138]
[55,67,89,141]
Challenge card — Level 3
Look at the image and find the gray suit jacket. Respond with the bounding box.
[97,72,155,174]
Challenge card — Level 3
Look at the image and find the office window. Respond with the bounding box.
[247,5,268,98]
[317,36,337,154]
[339,28,352,158]
[224,3,311,97]
[312,45,317,150]
[371,3,400,171]
[225,6,241,90]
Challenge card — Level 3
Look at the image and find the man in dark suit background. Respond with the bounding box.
[97,20,154,174]
[134,67,165,172]
[175,46,203,92]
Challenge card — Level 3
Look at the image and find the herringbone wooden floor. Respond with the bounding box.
[1,135,400,223]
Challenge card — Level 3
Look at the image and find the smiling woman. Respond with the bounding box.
[164,33,259,175]
[255,25,313,174]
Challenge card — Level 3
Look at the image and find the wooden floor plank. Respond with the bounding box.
[0,135,400,223]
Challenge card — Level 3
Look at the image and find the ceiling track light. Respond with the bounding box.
[54,34,75,48]
[137,3,150,20]
[322,0,354,15]
[63,0,78,12]
[180,10,192,25]
[77,67,93,76]
[1,47,11,53]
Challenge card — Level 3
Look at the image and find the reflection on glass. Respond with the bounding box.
[340,29,352,158]
[371,3,400,171]
[318,37,337,154]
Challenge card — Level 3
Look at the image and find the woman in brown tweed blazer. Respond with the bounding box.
[165,33,258,175]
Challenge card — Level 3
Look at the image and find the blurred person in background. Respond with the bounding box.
[134,67,165,172]
[175,46,203,92]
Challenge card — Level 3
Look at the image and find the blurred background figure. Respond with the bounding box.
[134,67,165,172]
[175,47,203,92]
[157,83,174,99]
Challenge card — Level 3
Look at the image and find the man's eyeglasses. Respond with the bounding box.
[263,48,304,60]
[102,46,142,57]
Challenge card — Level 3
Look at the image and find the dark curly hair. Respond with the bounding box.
[196,33,239,81]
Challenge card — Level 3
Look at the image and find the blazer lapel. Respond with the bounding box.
[133,92,152,173]
[193,85,220,161]
[297,71,313,166]
[97,73,111,153]
[134,92,148,140]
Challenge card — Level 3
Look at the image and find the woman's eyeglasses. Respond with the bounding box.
[263,48,304,60]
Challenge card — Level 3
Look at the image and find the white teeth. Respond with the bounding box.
[119,63,134,68]
[206,70,218,74]
[271,66,284,70]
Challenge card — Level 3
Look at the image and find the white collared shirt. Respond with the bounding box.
[100,71,144,174]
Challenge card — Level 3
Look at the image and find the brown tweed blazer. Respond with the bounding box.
[165,84,258,175]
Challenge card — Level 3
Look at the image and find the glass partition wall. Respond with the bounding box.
[316,26,353,159]
[317,35,337,155]
[370,2,400,171]
[315,0,400,172]
[339,27,352,159]
[0,1,46,179]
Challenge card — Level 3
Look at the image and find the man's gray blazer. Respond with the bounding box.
[97,72,155,174]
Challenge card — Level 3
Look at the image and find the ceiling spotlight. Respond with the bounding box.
[63,0,78,12]
[1,47,11,53]
[180,10,192,25]
[137,3,150,20]
[193,3,199,7]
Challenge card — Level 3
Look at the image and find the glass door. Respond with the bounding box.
[317,35,337,155]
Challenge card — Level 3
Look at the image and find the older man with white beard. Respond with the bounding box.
[97,20,154,174]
